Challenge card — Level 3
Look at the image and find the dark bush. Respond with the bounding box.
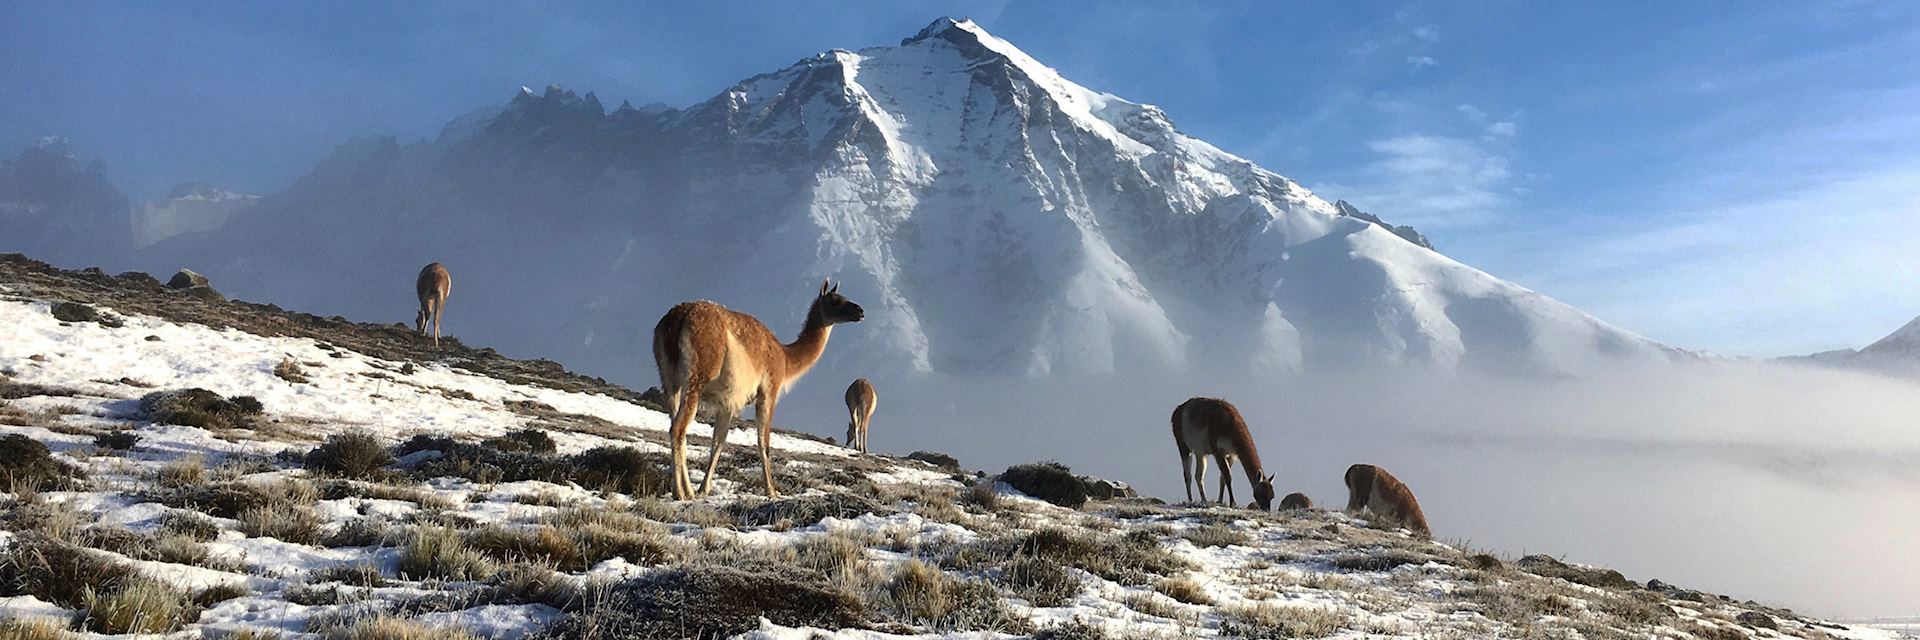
[734,493,891,528]
[907,450,961,470]
[999,462,1087,509]
[483,429,556,455]
[138,388,262,430]
[1516,554,1634,589]
[570,446,668,496]
[1034,619,1110,640]
[997,555,1082,607]
[0,533,139,608]
[528,559,866,639]
[0,434,85,493]
[304,430,394,478]
[94,431,141,451]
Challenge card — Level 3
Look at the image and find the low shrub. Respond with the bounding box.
[0,434,85,493]
[316,615,476,640]
[528,559,866,639]
[997,554,1081,607]
[483,429,556,455]
[570,446,668,495]
[1218,603,1349,639]
[305,430,394,479]
[0,534,139,607]
[138,388,263,431]
[273,359,309,384]
[155,456,206,488]
[1158,574,1213,605]
[1515,554,1634,589]
[93,431,140,452]
[733,493,890,528]
[237,504,325,545]
[0,619,72,640]
[998,462,1086,508]
[906,450,961,470]
[399,527,494,581]
[312,561,386,588]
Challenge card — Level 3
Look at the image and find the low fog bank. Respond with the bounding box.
[786,360,1920,619]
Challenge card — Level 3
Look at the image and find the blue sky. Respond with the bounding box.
[4,1,1917,357]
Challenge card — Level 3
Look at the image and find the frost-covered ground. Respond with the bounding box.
[0,261,1905,639]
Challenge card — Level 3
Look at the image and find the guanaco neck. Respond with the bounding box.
[779,303,833,380]
[1230,426,1266,487]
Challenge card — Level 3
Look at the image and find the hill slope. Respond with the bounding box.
[0,255,1895,639]
[127,18,1677,388]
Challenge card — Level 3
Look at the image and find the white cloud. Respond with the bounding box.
[1319,134,1516,227]
[1513,165,1920,356]
[1413,26,1441,41]
[1405,55,1438,68]
[1485,121,1517,138]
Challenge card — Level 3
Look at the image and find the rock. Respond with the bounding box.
[1736,611,1778,630]
[1647,579,1669,590]
[144,335,162,342]
[115,271,161,287]
[166,268,210,289]
[1083,477,1136,500]
[183,286,225,302]
[50,301,100,323]
[906,450,961,470]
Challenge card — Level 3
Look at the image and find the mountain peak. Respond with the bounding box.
[903,16,978,45]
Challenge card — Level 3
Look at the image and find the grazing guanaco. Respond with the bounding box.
[415,262,451,347]
[652,280,864,499]
[1279,492,1313,510]
[1344,463,1431,537]
[1171,397,1276,510]
[844,378,876,454]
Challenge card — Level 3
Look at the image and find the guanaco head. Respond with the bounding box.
[812,279,865,325]
[1252,473,1277,511]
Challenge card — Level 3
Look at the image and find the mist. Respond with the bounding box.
[769,360,1920,620]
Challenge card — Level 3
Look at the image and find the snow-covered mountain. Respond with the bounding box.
[132,17,1674,385]
[133,182,259,246]
[1783,315,1920,375]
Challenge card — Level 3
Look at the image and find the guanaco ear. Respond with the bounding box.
[1264,474,1275,484]
[829,282,839,294]
[820,279,831,296]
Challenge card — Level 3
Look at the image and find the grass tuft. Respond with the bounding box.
[80,578,196,634]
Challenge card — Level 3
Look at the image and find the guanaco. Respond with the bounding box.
[1171,397,1276,510]
[652,280,864,499]
[415,262,451,347]
[1279,492,1313,510]
[1344,463,1431,537]
[845,378,876,454]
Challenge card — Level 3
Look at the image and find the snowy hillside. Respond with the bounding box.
[118,17,1678,389]
[0,255,1898,640]
[1781,315,1920,376]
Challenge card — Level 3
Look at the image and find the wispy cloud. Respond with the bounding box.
[1405,55,1437,69]
[1320,133,1514,227]
[1412,26,1440,41]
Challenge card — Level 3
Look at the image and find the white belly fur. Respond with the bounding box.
[701,330,764,415]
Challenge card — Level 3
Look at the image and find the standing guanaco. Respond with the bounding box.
[1171,397,1276,510]
[415,262,451,347]
[844,378,876,454]
[652,280,864,499]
